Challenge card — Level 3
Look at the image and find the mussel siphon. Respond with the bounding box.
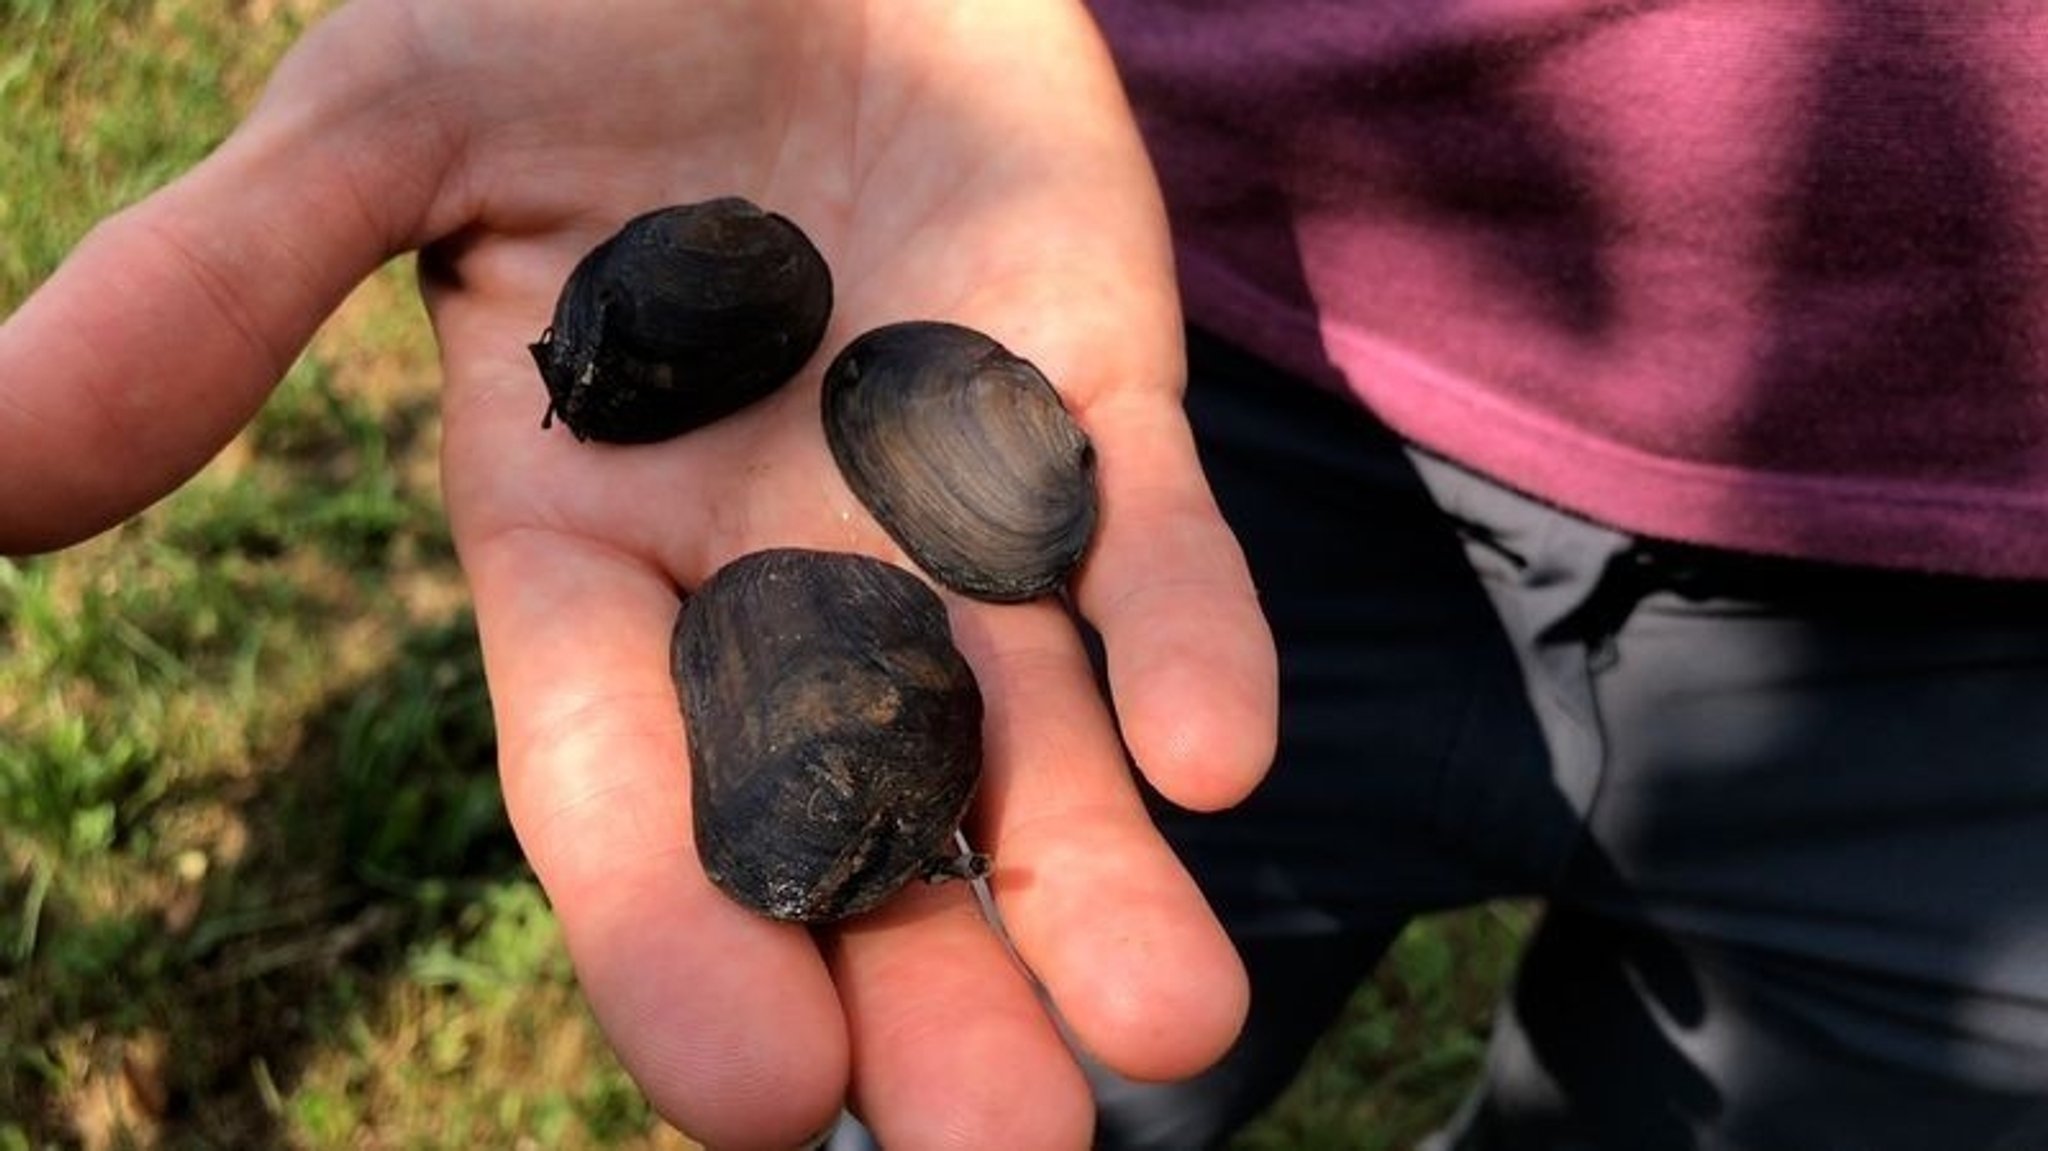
[531,197,832,443]
[673,548,985,923]
[822,321,1098,602]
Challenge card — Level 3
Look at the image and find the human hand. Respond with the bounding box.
[0,3,1277,1146]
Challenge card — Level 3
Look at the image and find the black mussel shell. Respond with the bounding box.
[673,548,985,923]
[821,321,1097,602]
[530,197,832,443]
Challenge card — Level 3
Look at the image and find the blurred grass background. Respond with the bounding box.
[0,2,1526,1147]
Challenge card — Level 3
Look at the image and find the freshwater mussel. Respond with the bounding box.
[822,321,1098,601]
[530,197,832,443]
[674,548,986,923]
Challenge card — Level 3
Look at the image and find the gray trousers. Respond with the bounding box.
[1088,332,2048,1150]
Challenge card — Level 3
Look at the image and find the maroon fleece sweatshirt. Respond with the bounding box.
[1093,0,2048,577]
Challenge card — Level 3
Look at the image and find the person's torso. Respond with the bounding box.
[1093,0,2048,576]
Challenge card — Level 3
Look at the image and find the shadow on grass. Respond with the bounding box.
[5,607,521,1147]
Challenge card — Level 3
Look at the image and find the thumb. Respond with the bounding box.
[0,3,455,553]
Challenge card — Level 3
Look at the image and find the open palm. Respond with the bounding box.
[0,3,1276,1146]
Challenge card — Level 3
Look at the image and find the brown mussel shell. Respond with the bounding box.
[673,548,985,923]
[530,198,832,443]
[821,321,1098,602]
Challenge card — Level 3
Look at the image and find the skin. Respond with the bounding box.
[0,3,1278,1148]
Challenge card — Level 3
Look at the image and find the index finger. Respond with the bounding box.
[463,531,850,1150]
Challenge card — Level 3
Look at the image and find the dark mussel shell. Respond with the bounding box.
[530,197,832,443]
[673,548,985,923]
[821,321,1097,602]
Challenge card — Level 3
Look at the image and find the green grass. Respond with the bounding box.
[1233,909,1530,1151]
[1,4,1526,1148]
